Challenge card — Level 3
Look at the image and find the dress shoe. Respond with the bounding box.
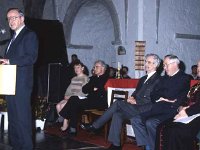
[59,127,68,133]
[61,130,77,139]
[67,130,77,136]
[107,144,121,150]
[80,123,97,133]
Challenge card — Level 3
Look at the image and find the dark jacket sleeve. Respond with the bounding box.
[95,75,108,93]
[82,76,95,94]
[150,72,190,106]
[8,27,38,66]
[172,74,191,107]
[82,74,108,95]
[150,76,165,103]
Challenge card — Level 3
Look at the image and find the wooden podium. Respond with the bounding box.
[0,65,17,95]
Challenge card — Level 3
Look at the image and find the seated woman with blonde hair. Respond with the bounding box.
[56,61,89,131]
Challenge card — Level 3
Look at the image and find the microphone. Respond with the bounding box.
[0,29,6,34]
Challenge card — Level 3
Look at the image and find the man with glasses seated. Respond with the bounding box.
[159,60,200,150]
[131,54,191,150]
[81,53,161,150]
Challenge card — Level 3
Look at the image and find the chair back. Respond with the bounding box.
[110,90,128,106]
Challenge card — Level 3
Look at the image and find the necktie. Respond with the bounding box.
[6,32,16,53]
[144,75,149,83]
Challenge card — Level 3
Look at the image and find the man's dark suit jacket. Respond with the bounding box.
[132,72,160,105]
[5,26,38,94]
[141,70,191,121]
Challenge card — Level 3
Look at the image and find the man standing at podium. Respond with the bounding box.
[0,8,38,150]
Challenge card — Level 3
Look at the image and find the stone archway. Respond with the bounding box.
[63,0,121,46]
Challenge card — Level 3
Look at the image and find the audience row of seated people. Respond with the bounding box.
[81,53,161,149]
[131,54,191,150]
[56,60,109,135]
[56,53,199,150]
[80,54,200,150]
[108,66,131,79]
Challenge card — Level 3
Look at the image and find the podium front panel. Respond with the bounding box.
[0,65,16,95]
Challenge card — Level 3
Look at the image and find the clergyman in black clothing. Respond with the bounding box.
[81,53,161,150]
[131,54,191,150]
[160,60,200,150]
[59,60,108,135]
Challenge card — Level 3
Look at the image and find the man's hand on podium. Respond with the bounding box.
[0,59,10,65]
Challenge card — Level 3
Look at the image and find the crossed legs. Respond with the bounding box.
[92,100,140,146]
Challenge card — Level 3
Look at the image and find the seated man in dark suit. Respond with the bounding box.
[59,60,108,135]
[81,53,161,150]
[160,60,200,150]
[131,54,191,150]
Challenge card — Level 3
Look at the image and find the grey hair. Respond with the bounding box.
[164,54,180,64]
[7,8,24,17]
[94,60,107,70]
[145,53,161,68]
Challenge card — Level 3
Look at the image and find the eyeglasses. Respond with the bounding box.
[94,65,102,69]
[7,16,21,22]
[145,61,155,64]
[163,61,175,68]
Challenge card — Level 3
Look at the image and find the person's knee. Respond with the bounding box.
[116,100,126,106]
[146,118,159,129]
[56,104,60,111]
[116,100,124,104]
[116,100,129,112]
[111,100,118,107]
[131,115,142,124]
[146,119,152,126]
[146,119,156,130]
[114,100,123,108]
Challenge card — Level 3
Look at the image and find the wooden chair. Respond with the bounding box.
[90,90,128,141]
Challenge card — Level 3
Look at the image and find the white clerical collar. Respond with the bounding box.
[170,69,179,77]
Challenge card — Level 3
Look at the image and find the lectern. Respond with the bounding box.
[0,65,17,95]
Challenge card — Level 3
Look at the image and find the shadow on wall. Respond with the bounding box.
[179,60,186,72]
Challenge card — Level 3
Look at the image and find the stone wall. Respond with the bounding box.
[0,0,200,77]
